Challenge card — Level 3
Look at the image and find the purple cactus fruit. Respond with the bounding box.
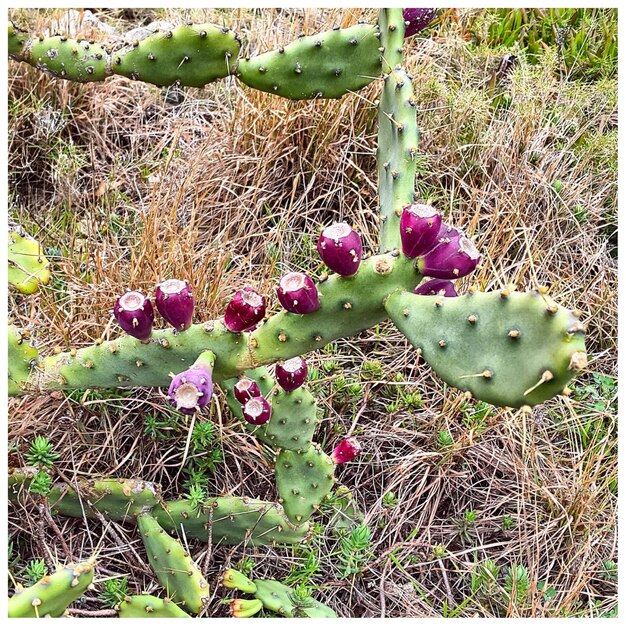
[400,204,442,259]
[275,356,308,391]
[277,272,320,314]
[224,287,267,332]
[168,365,213,415]
[113,291,154,341]
[418,226,481,279]
[414,279,458,297]
[317,223,363,276]
[403,8,438,37]
[234,377,262,404]
[242,396,272,425]
[331,437,362,465]
[155,279,194,331]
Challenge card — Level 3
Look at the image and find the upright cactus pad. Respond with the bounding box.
[378,8,405,71]
[8,560,94,618]
[275,446,335,524]
[137,513,210,614]
[112,24,240,87]
[153,497,310,546]
[8,229,51,294]
[385,289,587,407]
[8,325,38,397]
[237,24,382,100]
[252,579,337,617]
[118,595,191,618]
[8,23,29,58]
[378,67,419,253]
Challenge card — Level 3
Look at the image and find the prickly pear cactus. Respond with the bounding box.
[8,325,38,396]
[118,594,191,618]
[8,229,51,294]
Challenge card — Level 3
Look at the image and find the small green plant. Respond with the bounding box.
[29,470,52,496]
[100,577,129,609]
[360,360,384,381]
[382,491,399,508]
[187,483,208,511]
[432,543,447,559]
[455,509,478,544]
[285,550,320,586]
[321,360,340,374]
[601,559,617,582]
[289,583,316,617]
[23,559,47,584]
[25,436,59,468]
[337,524,374,578]
[436,430,454,449]
[143,413,176,441]
[504,564,530,607]
[234,557,255,577]
[190,420,217,450]
[501,514,515,531]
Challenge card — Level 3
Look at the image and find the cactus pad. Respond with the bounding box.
[8,229,51,294]
[237,24,382,100]
[112,24,240,87]
[385,289,587,407]
[275,446,335,524]
[8,23,29,58]
[137,513,210,614]
[8,325,38,396]
[378,8,405,71]
[252,579,337,617]
[118,595,191,618]
[8,560,94,618]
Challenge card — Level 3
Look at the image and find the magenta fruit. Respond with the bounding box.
[317,222,363,276]
[400,204,442,259]
[242,396,272,425]
[403,8,438,37]
[234,377,262,404]
[168,366,213,415]
[331,437,362,464]
[277,272,320,314]
[414,279,458,297]
[224,287,267,332]
[113,291,154,341]
[155,279,194,331]
[418,225,481,279]
[275,356,308,391]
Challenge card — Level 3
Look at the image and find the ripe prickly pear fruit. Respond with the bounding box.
[230,598,263,618]
[331,437,362,464]
[415,279,458,297]
[275,356,308,392]
[317,223,363,276]
[155,279,194,331]
[400,204,442,259]
[277,272,320,314]
[417,225,481,279]
[403,9,438,37]
[242,396,272,425]
[234,377,262,404]
[114,291,154,341]
[222,569,257,594]
[224,287,267,332]
[168,351,215,415]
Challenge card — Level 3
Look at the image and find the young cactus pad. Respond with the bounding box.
[137,513,210,614]
[8,560,95,618]
[385,289,587,407]
[8,325,38,396]
[252,579,337,618]
[112,24,240,87]
[237,24,382,100]
[118,595,191,618]
[275,446,335,524]
[8,229,51,294]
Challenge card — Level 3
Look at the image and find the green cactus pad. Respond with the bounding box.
[9,229,51,294]
[137,513,210,614]
[8,23,29,59]
[224,369,318,451]
[223,569,258,594]
[119,595,191,618]
[112,24,240,87]
[8,325,38,396]
[385,289,587,407]
[8,560,94,618]
[275,446,335,524]
[378,67,419,253]
[153,497,310,546]
[28,36,109,82]
[252,579,337,618]
[237,24,382,100]
[378,8,405,71]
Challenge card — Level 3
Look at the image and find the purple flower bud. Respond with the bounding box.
[242,396,272,425]
[400,204,442,259]
[224,287,267,332]
[168,365,213,415]
[234,377,262,404]
[317,222,362,276]
[277,272,320,314]
[403,8,438,37]
[114,291,154,341]
[155,279,194,331]
[331,437,362,465]
[418,226,481,279]
[275,356,308,391]
[414,279,458,297]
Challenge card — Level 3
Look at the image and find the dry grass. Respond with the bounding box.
[8,8,617,618]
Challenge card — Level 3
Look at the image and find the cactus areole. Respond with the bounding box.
[277,272,320,314]
[113,291,154,341]
[317,222,363,276]
[155,279,194,330]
